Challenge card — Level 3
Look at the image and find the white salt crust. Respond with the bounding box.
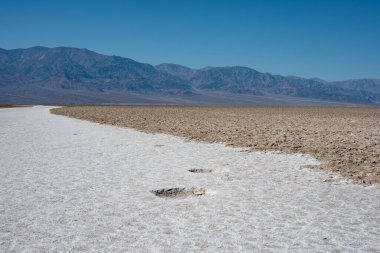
[0,106,379,252]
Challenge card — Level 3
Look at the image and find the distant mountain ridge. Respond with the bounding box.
[156,63,380,103]
[1,46,379,105]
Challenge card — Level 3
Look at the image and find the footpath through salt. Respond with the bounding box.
[0,106,379,252]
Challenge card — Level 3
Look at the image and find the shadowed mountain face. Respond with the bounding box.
[1,47,379,105]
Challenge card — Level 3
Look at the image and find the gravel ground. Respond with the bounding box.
[52,105,380,185]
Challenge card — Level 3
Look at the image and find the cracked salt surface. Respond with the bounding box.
[0,106,379,252]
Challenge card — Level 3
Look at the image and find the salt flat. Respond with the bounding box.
[0,106,379,252]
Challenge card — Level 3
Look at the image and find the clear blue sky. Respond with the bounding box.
[1,0,379,80]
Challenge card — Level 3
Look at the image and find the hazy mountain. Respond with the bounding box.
[156,64,380,104]
[330,79,380,95]
[154,63,197,79]
[1,47,379,105]
[0,46,193,94]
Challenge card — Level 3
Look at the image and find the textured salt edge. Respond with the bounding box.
[0,106,379,252]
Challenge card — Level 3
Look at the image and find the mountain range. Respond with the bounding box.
[1,46,379,105]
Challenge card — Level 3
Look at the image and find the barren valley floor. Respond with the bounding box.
[52,105,380,185]
[1,106,379,252]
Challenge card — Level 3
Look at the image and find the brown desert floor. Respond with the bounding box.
[0,104,29,108]
[51,106,380,185]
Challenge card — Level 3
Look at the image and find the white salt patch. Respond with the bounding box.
[0,106,379,252]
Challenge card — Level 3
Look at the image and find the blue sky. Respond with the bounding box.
[0,0,379,80]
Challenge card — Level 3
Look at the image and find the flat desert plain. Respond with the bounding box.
[1,106,379,252]
[52,106,380,185]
